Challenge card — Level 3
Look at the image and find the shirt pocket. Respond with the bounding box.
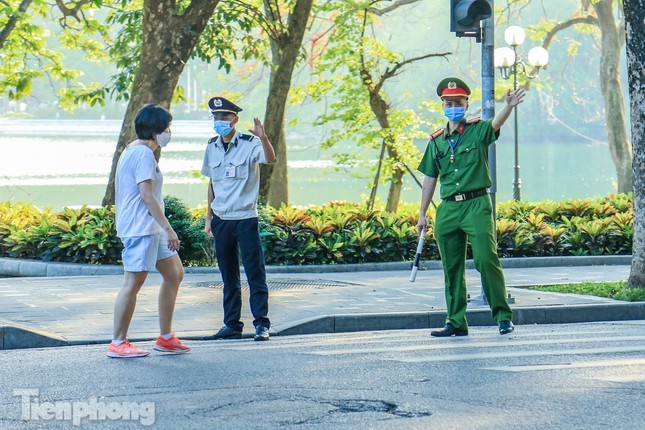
[456,142,478,168]
[209,159,226,184]
[227,153,250,181]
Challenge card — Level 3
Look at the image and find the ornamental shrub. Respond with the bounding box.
[0,193,634,267]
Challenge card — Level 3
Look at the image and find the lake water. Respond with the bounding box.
[0,119,617,210]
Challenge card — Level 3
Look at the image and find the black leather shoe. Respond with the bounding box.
[204,325,242,340]
[431,323,468,337]
[254,325,270,341]
[499,320,515,335]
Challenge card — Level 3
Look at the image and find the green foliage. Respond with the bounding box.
[0,203,121,263]
[72,0,272,105]
[0,0,111,107]
[530,281,645,302]
[41,206,122,264]
[164,196,213,267]
[0,193,634,267]
[261,201,436,265]
[293,0,439,207]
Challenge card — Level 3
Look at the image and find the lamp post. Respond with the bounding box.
[494,26,549,201]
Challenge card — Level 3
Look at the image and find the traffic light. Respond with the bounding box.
[450,0,492,41]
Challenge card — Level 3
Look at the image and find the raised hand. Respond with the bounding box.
[249,117,266,140]
[505,88,526,108]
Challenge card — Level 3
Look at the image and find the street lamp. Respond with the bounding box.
[494,26,549,201]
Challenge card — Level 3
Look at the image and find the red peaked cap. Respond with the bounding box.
[436,77,471,99]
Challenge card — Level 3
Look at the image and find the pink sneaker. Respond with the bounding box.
[153,332,191,354]
[107,340,150,358]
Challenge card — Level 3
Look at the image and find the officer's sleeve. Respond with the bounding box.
[134,150,156,184]
[479,119,500,148]
[200,146,211,177]
[417,142,439,178]
[250,139,269,164]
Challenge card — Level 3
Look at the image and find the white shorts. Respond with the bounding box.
[121,233,177,272]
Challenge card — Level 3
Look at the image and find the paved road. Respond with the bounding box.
[1,321,644,429]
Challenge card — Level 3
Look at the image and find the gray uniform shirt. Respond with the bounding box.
[201,131,270,220]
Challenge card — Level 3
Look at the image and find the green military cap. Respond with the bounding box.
[436,77,471,99]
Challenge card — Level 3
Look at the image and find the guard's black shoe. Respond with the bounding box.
[254,325,270,341]
[499,320,515,335]
[204,325,242,340]
[430,323,469,337]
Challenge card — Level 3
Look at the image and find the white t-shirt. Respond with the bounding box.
[115,144,164,238]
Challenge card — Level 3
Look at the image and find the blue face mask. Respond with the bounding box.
[444,106,466,122]
[213,120,233,136]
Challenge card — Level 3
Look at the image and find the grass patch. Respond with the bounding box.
[530,281,645,302]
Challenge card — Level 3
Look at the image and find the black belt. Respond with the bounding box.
[444,189,487,202]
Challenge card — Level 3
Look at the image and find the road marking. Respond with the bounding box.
[390,346,645,363]
[592,374,645,383]
[304,335,645,356]
[206,331,639,353]
[483,358,645,372]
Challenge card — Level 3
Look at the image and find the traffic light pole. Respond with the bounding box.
[470,0,495,307]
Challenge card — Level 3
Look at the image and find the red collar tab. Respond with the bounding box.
[444,122,465,137]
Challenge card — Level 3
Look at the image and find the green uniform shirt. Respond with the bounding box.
[417,118,500,200]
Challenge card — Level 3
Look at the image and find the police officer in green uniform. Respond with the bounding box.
[417,77,525,336]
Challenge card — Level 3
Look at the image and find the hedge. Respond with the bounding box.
[0,194,633,267]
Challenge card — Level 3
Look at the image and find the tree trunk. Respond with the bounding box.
[364,80,404,213]
[623,0,645,289]
[102,0,220,206]
[258,0,314,208]
[262,33,290,207]
[594,0,633,193]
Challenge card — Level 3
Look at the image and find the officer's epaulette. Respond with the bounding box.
[430,128,445,140]
[208,136,218,144]
[466,117,481,124]
[238,133,255,141]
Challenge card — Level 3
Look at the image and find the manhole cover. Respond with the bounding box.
[187,279,360,291]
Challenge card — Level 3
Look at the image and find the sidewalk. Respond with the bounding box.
[0,257,641,350]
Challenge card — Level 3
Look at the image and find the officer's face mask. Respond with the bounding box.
[156,131,172,148]
[444,106,466,122]
[214,120,233,136]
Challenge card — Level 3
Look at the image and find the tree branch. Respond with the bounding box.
[0,0,33,50]
[543,15,599,49]
[368,0,422,16]
[55,0,93,22]
[376,52,451,93]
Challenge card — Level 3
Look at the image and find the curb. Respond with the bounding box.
[271,302,645,336]
[0,320,68,350]
[4,302,643,350]
[0,255,632,277]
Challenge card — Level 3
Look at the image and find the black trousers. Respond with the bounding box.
[211,216,270,330]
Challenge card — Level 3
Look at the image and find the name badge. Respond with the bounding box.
[225,164,236,178]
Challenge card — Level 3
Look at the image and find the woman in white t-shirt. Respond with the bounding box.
[107,104,190,358]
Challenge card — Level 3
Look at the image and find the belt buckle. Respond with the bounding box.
[455,194,465,202]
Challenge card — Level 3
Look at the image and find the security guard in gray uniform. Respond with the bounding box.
[201,96,276,341]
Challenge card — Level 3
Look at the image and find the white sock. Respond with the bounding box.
[160,332,173,340]
[112,339,126,346]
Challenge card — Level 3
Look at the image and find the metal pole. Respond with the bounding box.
[470,0,495,307]
[512,46,522,201]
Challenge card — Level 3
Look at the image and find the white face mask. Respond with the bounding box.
[156,131,172,148]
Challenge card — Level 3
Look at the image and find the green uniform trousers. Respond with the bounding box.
[433,194,513,329]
